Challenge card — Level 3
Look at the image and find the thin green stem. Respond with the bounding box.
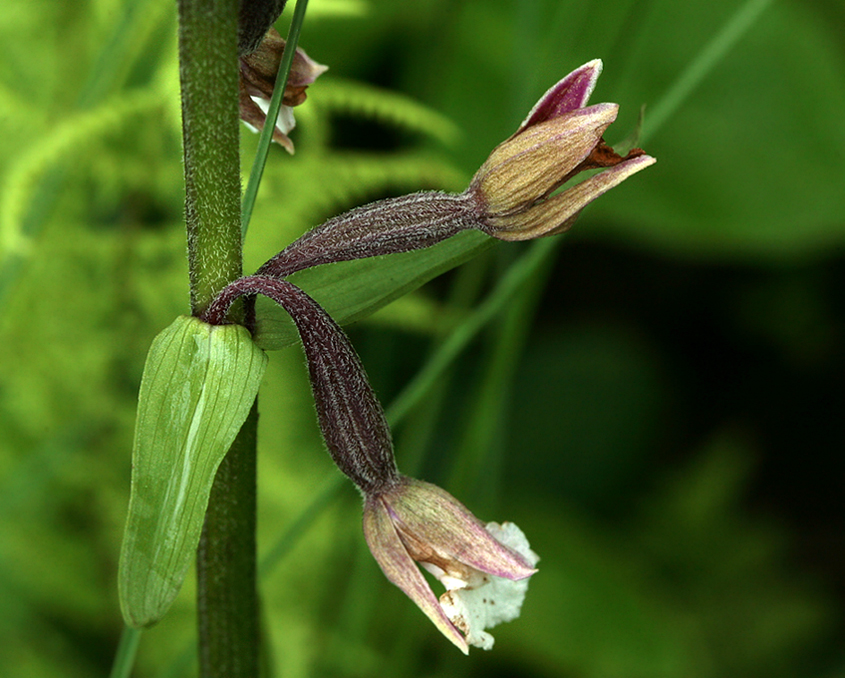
[642,0,773,142]
[109,625,143,678]
[241,0,310,237]
[394,254,492,476]
[448,247,556,505]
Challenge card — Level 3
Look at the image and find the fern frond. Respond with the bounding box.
[0,88,166,259]
[300,149,466,210]
[312,78,461,146]
[80,0,175,106]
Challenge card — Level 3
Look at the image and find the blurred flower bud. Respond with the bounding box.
[239,28,327,153]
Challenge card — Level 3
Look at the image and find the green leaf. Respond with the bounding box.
[253,229,493,350]
[119,316,267,628]
[590,0,845,261]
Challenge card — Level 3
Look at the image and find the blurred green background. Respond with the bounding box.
[1,0,843,676]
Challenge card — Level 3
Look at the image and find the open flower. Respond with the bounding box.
[203,276,537,652]
[364,477,538,653]
[254,59,653,278]
[239,28,327,153]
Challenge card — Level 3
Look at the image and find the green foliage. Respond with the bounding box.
[1,0,843,677]
[119,316,266,628]
[1,90,167,260]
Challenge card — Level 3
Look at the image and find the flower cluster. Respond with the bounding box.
[210,59,655,651]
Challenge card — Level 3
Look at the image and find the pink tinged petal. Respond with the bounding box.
[488,154,657,241]
[290,47,328,88]
[363,497,469,654]
[390,478,537,581]
[517,59,603,133]
[476,103,619,216]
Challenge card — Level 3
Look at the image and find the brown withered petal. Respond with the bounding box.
[240,28,327,103]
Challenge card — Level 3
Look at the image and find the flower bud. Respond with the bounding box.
[249,59,652,277]
[239,28,327,153]
[471,103,619,216]
[468,58,655,241]
[486,150,657,241]
[202,276,538,652]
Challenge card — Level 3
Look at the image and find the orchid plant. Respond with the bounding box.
[116,0,654,674]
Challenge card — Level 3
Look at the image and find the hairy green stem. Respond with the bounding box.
[179,0,243,316]
[197,403,260,678]
[177,1,257,676]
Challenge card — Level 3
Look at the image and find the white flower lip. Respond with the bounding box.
[433,522,540,650]
[362,478,539,653]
